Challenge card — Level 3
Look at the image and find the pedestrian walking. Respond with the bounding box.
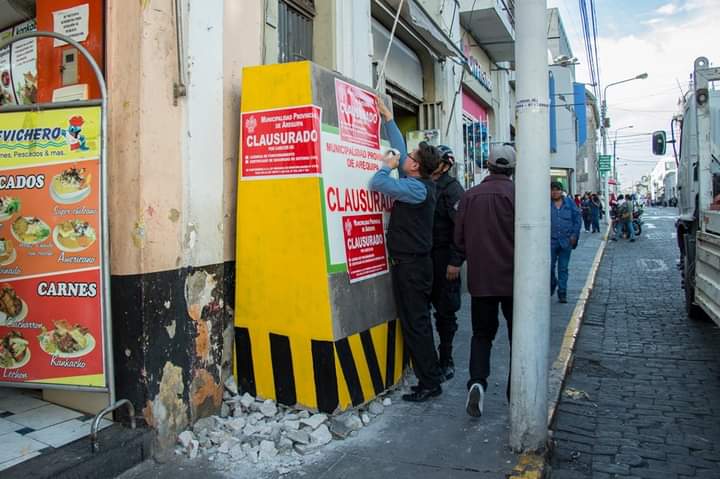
[611,194,636,242]
[590,193,602,233]
[580,194,592,232]
[550,181,582,304]
[430,145,464,380]
[448,144,516,418]
[370,98,444,402]
[574,194,582,208]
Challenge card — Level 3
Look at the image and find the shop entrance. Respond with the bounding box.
[0,1,120,471]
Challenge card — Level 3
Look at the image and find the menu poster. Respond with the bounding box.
[0,106,106,389]
[0,28,15,106]
[11,19,37,105]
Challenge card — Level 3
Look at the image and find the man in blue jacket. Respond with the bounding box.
[370,98,444,402]
[550,182,582,303]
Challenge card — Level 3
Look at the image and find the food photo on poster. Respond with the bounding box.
[0,105,105,388]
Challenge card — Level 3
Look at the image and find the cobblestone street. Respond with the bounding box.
[551,208,720,478]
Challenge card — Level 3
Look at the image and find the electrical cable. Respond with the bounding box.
[376,0,406,90]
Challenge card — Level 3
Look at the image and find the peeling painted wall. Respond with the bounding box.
[105,0,259,458]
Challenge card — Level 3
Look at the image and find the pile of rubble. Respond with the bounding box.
[176,376,393,471]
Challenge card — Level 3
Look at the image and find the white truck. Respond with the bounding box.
[653,57,720,325]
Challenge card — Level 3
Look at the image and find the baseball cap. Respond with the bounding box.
[487,144,516,170]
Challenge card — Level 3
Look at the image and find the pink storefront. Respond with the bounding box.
[462,88,490,187]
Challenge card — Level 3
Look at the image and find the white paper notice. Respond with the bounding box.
[53,4,90,47]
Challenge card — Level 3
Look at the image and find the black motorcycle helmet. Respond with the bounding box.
[436,145,455,166]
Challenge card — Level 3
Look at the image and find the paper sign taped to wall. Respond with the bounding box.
[53,4,90,47]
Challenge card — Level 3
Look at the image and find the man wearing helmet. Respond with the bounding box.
[430,145,465,380]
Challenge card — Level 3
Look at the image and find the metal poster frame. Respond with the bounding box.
[0,31,114,404]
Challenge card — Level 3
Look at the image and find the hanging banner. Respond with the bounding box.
[240,105,322,179]
[0,105,105,388]
[334,78,381,149]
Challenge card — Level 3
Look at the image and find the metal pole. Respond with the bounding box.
[510,0,550,452]
[601,99,609,222]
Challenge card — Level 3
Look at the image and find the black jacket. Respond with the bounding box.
[433,172,464,264]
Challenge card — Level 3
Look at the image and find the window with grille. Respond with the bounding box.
[278,0,315,63]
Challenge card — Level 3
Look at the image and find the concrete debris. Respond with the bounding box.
[192,416,216,435]
[259,440,278,461]
[328,418,352,439]
[283,420,300,431]
[310,424,332,446]
[224,376,239,396]
[259,399,278,417]
[239,393,255,410]
[178,430,195,448]
[177,389,395,473]
[368,401,384,415]
[344,415,363,432]
[300,413,327,430]
[188,439,200,459]
[285,429,311,445]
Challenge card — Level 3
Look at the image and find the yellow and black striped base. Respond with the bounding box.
[235,320,407,413]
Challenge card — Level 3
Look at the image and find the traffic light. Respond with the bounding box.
[652,130,667,156]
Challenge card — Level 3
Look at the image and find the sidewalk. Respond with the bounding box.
[119,229,604,479]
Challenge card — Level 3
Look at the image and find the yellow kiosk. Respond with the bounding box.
[235,61,405,413]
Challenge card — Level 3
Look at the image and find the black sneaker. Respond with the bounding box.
[466,383,484,417]
[402,385,442,402]
[440,358,455,381]
[559,294,568,304]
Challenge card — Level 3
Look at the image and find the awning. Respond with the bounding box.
[379,0,465,59]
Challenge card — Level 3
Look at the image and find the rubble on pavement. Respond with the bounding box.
[175,375,396,474]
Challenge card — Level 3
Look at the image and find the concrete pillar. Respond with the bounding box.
[105,0,261,458]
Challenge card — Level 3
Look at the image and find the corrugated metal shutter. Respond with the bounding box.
[279,0,314,63]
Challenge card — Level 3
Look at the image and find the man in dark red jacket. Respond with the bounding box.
[447,144,516,418]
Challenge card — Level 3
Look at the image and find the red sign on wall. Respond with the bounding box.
[342,214,388,283]
[241,105,322,179]
[335,79,380,150]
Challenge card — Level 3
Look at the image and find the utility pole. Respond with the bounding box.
[510,0,550,452]
[601,74,647,217]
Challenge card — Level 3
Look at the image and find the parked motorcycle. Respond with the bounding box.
[620,206,643,238]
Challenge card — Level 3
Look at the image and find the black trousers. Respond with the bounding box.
[430,247,461,361]
[468,296,513,393]
[391,254,443,389]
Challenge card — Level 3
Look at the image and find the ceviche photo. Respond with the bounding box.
[0,284,27,326]
[0,331,30,369]
[12,216,51,245]
[50,166,92,204]
[53,219,97,252]
[0,237,16,266]
[38,320,95,358]
[0,196,20,222]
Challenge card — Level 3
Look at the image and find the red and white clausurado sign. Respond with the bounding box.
[335,79,381,150]
[241,105,322,179]
[342,213,388,283]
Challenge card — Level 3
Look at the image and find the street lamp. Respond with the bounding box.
[599,73,648,222]
[612,125,634,193]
